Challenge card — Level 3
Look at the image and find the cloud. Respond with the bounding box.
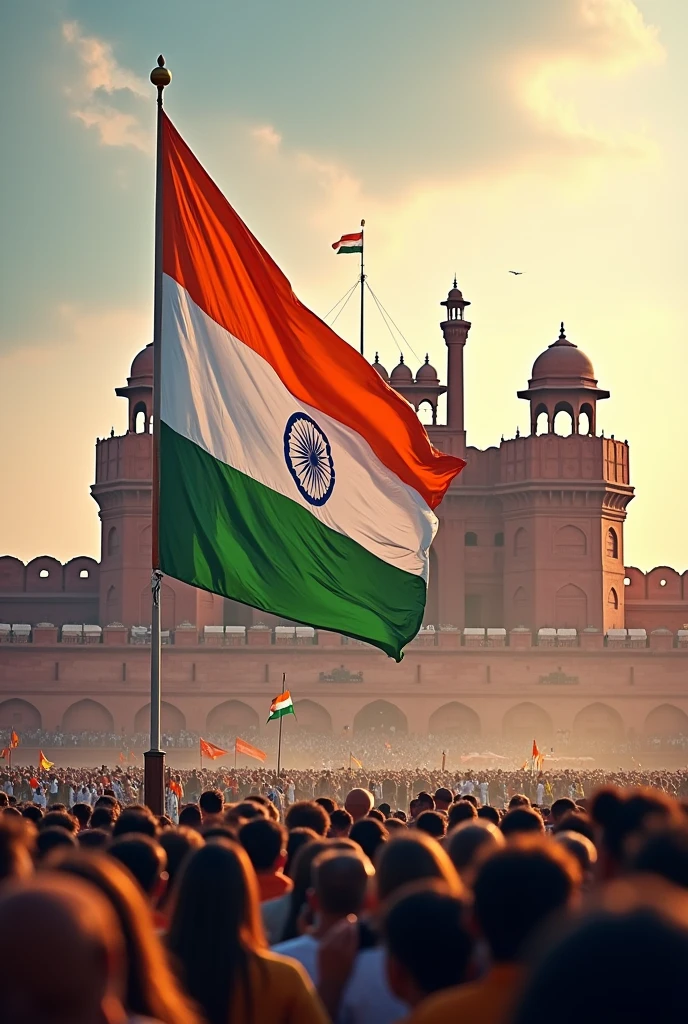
[251,124,283,150]
[62,21,150,153]
[508,0,665,164]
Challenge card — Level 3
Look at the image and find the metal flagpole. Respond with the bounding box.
[359,219,365,356]
[277,716,283,780]
[144,55,171,816]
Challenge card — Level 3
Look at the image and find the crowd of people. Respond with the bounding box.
[9,726,688,769]
[2,759,688,1024]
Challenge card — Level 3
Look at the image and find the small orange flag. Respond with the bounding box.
[0,748,10,760]
[10,730,19,749]
[532,739,540,759]
[39,750,54,771]
[118,752,126,764]
[235,737,267,763]
[200,738,228,761]
[130,751,138,763]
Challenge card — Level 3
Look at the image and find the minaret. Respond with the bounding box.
[440,277,471,444]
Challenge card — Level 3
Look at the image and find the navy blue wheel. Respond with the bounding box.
[283,412,335,506]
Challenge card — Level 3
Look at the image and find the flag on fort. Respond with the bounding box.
[235,737,267,763]
[156,115,464,661]
[268,691,295,723]
[39,750,54,771]
[332,230,363,254]
[200,738,228,761]
[10,731,19,749]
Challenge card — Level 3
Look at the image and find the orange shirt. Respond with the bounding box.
[257,870,293,903]
[407,964,523,1024]
[230,949,328,1024]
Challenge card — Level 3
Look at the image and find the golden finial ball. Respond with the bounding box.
[150,55,171,89]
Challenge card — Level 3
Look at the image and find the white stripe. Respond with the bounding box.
[334,241,362,250]
[161,276,435,579]
[272,697,293,711]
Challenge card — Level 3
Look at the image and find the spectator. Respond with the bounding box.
[167,840,328,1024]
[408,838,580,1024]
[447,800,477,829]
[345,789,374,823]
[199,789,224,824]
[446,821,505,889]
[329,808,353,838]
[240,818,292,902]
[286,801,331,836]
[415,811,447,840]
[350,817,388,862]
[285,827,319,878]
[500,807,545,838]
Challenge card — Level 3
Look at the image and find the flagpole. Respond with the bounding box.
[277,715,283,780]
[234,740,237,771]
[359,219,365,356]
[143,54,170,815]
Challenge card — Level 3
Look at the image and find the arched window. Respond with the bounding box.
[133,402,147,434]
[608,587,619,609]
[513,528,529,557]
[464,532,478,547]
[579,403,594,436]
[552,403,574,436]
[554,525,587,557]
[107,527,119,557]
[606,527,618,559]
[534,404,549,436]
[494,532,504,547]
[79,569,89,579]
[416,400,435,426]
[39,569,50,579]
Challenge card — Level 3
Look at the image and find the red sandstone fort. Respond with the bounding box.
[1,281,687,761]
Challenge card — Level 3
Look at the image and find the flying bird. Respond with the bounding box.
[509,270,523,276]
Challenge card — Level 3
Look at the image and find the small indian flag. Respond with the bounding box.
[268,691,295,722]
[332,231,363,254]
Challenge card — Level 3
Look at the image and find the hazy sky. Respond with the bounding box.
[1,0,686,571]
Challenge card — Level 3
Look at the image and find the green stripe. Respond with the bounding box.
[268,706,296,722]
[159,422,425,661]
[336,245,363,254]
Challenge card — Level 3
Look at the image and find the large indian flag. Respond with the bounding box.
[158,115,465,661]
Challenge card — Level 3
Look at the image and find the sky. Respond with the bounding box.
[0,0,686,571]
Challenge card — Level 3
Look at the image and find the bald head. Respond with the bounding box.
[345,788,374,822]
[313,850,373,917]
[0,874,125,1024]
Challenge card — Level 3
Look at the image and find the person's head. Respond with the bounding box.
[448,800,478,830]
[446,821,505,888]
[109,835,167,904]
[90,806,116,831]
[376,832,463,905]
[416,810,447,840]
[315,796,336,817]
[239,818,287,874]
[285,800,330,836]
[350,817,388,863]
[21,804,42,824]
[36,826,77,862]
[500,807,545,838]
[167,841,265,1024]
[178,803,203,830]
[329,808,353,838]
[550,797,577,824]
[384,881,472,1007]
[284,827,318,878]
[112,808,158,839]
[473,837,581,963]
[279,839,330,942]
[77,828,111,850]
[0,874,128,1024]
[512,906,688,1024]
[0,815,35,881]
[39,810,78,834]
[378,802,392,818]
[198,789,224,821]
[434,788,453,812]
[223,801,267,827]
[508,794,531,809]
[477,804,501,825]
[245,794,278,821]
[590,787,681,877]
[631,825,688,889]
[71,802,92,831]
[344,788,374,823]
[554,831,598,882]
[384,818,408,833]
[368,808,386,823]
[55,851,197,1024]
[552,810,595,842]
[158,827,205,905]
[309,850,373,922]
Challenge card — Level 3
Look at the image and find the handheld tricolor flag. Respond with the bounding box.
[156,116,464,661]
[268,691,295,723]
[235,737,267,763]
[200,738,228,761]
[39,751,54,771]
[332,230,363,254]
